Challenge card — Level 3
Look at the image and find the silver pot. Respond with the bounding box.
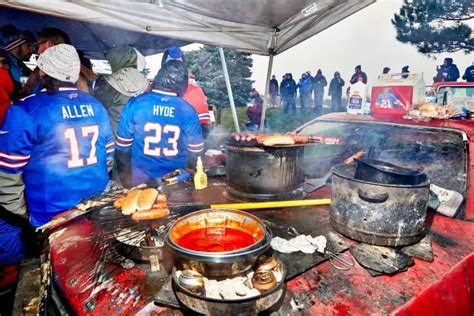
[330,163,430,246]
[165,209,272,277]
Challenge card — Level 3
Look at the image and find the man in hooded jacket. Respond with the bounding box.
[298,72,313,111]
[433,58,460,82]
[328,72,345,112]
[93,45,149,136]
[313,69,327,115]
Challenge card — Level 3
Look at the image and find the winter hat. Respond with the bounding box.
[37,44,80,83]
[166,46,183,62]
[0,25,27,51]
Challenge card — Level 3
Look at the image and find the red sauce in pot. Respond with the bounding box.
[176,227,256,252]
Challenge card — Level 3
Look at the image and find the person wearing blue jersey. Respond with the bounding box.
[0,44,114,228]
[115,60,204,187]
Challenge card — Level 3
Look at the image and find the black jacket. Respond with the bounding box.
[329,78,345,97]
[350,71,367,84]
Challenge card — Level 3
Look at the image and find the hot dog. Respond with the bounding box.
[131,208,170,221]
[155,193,167,203]
[290,135,309,143]
[152,202,167,209]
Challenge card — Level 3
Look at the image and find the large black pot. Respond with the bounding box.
[330,163,430,246]
[354,158,427,185]
[225,144,305,201]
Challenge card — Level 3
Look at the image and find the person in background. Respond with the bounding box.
[269,74,279,107]
[115,60,203,187]
[0,216,24,315]
[0,67,14,126]
[350,65,367,84]
[313,69,327,115]
[462,62,474,82]
[22,27,94,97]
[21,27,71,97]
[328,71,345,112]
[0,44,114,228]
[401,65,410,79]
[298,72,313,111]
[77,49,99,91]
[246,88,263,131]
[183,73,212,139]
[378,67,390,79]
[433,57,460,82]
[0,24,33,101]
[161,46,211,139]
[280,73,297,114]
[93,44,148,136]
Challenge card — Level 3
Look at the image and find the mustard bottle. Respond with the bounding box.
[194,156,208,190]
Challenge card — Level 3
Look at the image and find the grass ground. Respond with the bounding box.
[218,102,339,133]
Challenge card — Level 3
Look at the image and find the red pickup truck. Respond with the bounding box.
[431,82,474,106]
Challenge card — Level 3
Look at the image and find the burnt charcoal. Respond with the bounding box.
[350,243,413,275]
[401,235,433,262]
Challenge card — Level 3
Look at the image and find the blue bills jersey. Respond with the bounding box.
[116,89,204,186]
[0,88,114,227]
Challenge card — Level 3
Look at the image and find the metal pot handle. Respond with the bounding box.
[357,189,389,203]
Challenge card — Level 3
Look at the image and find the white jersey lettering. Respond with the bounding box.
[62,106,70,119]
[153,105,175,117]
[62,105,95,119]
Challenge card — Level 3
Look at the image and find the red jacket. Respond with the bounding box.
[183,78,211,125]
[0,68,14,126]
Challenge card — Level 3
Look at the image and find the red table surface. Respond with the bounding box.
[49,184,474,315]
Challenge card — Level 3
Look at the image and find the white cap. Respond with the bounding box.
[37,44,80,83]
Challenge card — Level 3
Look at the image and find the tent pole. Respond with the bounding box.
[259,54,274,132]
[219,47,240,133]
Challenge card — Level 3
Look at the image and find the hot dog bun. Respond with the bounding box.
[137,188,159,211]
[121,190,142,215]
[262,134,295,146]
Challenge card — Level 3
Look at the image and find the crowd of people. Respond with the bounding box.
[262,57,474,117]
[0,24,211,304]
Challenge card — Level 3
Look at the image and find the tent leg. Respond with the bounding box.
[218,47,240,133]
[259,54,274,132]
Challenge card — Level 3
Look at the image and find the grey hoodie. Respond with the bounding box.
[93,45,148,135]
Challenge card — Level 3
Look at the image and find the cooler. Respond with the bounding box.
[370,73,426,116]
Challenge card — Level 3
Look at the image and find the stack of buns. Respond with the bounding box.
[114,188,170,220]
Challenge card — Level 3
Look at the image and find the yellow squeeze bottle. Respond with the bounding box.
[194,156,208,190]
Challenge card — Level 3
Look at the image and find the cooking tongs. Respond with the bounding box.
[287,226,355,271]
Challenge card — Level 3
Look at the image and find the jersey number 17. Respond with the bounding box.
[64,125,99,168]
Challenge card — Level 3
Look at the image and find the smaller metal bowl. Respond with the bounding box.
[178,270,205,296]
[171,258,287,315]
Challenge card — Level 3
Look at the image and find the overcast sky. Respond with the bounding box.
[147,0,473,94]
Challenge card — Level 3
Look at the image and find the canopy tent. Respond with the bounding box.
[1,0,375,131]
[1,0,374,57]
[0,6,189,59]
